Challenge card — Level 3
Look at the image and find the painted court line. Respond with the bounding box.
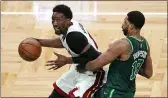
[1,12,167,16]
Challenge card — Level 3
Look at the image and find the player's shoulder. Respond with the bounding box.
[121,38,131,45]
[109,38,129,47]
[67,20,85,37]
[107,38,131,54]
[66,31,87,43]
[67,20,81,32]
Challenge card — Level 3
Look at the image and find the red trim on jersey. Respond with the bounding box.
[82,69,105,98]
[53,82,69,97]
[69,87,78,98]
[88,33,98,49]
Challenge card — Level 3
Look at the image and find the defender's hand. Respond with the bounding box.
[46,52,68,70]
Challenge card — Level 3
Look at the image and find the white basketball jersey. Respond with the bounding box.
[59,20,98,57]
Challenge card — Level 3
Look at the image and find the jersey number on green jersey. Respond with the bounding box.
[130,59,144,80]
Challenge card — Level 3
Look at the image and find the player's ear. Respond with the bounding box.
[66,18,70,22]
[66,18,71,24]
[129,24,135,30]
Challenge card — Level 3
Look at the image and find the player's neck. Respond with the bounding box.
[61,22,73,35]
[64,22,73,34]
[129,29,141,39]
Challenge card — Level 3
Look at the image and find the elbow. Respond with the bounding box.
[143,63,153,79]
[145,71,153,79]
[146,74,152,79]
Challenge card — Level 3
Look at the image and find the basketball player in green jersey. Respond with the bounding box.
[85,11,153,98]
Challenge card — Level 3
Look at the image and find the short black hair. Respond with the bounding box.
[127,11,145,29]
[53,4,73,19]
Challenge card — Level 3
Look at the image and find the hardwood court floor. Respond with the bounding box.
[1,1,167,97]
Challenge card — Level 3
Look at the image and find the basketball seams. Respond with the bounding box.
[18,38,42,62]
[21,43,41,58]
[21,42,41,49]
[18,44,38,61]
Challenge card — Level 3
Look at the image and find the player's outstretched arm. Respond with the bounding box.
[86,39,127,71]
[35,38,64,48]
[138,45,153,79]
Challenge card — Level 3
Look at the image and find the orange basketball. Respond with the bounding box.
[18,38,42,62]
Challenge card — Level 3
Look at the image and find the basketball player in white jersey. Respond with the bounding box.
[34,4,108,98]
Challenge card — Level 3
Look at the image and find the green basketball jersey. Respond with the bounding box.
[101,36,149,97]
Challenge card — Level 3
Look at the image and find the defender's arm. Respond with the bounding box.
[138,45,153,79]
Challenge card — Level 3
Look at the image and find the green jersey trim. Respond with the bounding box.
[126,38,134,53]
[145,39,149,51]
[130,36,144,42]
[109,89,115,98]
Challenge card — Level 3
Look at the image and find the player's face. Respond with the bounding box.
[122,16,131,36]
[52,12,70,35]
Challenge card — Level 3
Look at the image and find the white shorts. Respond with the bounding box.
[53,64,109,98]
